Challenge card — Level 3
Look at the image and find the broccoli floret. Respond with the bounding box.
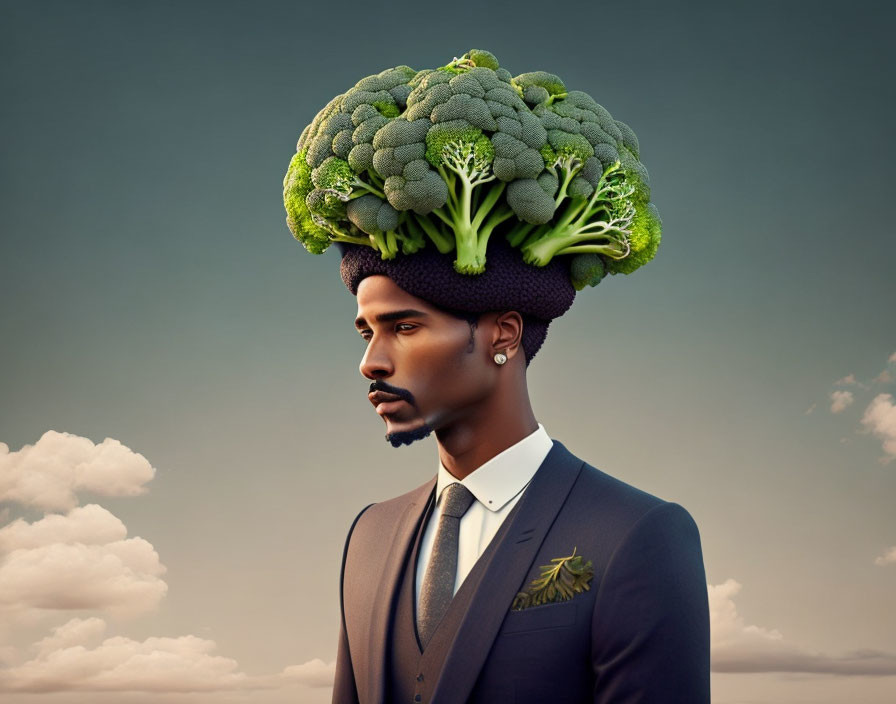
[569,252,606,290]
[509,89,660,278]
[345,194,424,258]
[423,121,516,274]
[512,71,567,106]
[284,149,367,252]
[519,160,638,266]
[312,156,385,200]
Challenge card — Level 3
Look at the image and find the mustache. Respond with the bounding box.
[369,379,417,406]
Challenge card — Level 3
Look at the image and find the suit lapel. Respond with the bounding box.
[365,477,435,704]
[429,440,585,704]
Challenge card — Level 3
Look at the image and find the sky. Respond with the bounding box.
[1,1,895,702]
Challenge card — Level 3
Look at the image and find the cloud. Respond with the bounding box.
[0,504,126,551]
[890,351,896,364]
[860,393,896,463]
[874,547,896,566]
[0,618,264,693]
[873,370,893,385]
[830,390,855,414]
[0,430,290,695]
[0,431,155,511]
[805,403,817,415]
[835,373,858,386]
[281,658,336,688]
[0,505,167,620]
[710,579,896,675]
[34,617,107,658]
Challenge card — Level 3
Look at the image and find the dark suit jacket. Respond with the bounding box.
[333,440,710,704]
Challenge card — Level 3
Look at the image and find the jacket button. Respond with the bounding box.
[414,695,422,702]
[416,673,424,682]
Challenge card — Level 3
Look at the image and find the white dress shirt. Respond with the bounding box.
[415,423,553,602]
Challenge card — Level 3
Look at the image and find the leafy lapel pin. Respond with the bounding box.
[511,547,594,611]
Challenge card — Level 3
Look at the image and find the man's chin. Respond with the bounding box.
[385,421,433,448]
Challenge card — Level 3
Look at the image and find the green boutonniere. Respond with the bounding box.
[511,547,594,611]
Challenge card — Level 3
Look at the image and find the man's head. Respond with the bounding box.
[339,235,577,446]
[355,275,526,447]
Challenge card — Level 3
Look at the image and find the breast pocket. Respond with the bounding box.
[500,600,578,635]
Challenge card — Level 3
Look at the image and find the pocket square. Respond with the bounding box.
[511,547,594,611]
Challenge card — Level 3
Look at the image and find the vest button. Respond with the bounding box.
[414,695,422,702]
[416,673,424,682]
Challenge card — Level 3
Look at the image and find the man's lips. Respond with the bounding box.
[375,400,407,416]
[368,390,409,416]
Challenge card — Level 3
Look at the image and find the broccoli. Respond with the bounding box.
[422,121,515,273]
[518,160,638,266]
[284,49,662,285]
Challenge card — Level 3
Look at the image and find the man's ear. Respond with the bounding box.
[490,311,524,361]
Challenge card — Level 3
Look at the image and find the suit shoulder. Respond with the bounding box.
[352,476,434,535]
[558,446,695,540]
[576,458,666,512]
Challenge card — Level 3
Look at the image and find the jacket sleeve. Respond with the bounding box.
[331,504,374,704]
[590,502,710,703]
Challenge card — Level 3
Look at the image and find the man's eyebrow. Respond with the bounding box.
[354,308,430,329]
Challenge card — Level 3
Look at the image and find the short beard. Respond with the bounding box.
[385,422,434,448]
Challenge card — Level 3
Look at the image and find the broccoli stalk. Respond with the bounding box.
[520,161,635,266]
[425,125,515,274]
[407,212,455,254]
[366,211,426,259]
[505,144,587,249]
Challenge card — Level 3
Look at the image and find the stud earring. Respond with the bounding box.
[494,352,507,365]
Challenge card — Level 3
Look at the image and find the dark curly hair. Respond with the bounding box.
[337,236,577,365]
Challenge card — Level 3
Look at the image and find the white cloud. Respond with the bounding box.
[0,618,264,693]
[873,370,893,385]
[710,579,896,675]
[835,373,858,386]
[710,578,783,652]
[860,393,896,462]
[0,431,288,695]
[889,351,896,364]
[281,658,335,688]
[874,546,896,566]
[0,431,155,511]
[0,505,167,620]
[34,617,107,658]
[830,390,855,414]
[805,403,817,415]
[0,504,126,551]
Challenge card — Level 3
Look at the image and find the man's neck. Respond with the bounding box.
[434,389,538,481]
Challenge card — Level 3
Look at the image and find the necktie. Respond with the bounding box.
[417,482,476,648]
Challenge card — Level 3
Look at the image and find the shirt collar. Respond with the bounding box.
[435,423,553,513]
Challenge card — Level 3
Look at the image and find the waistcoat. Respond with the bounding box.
[386,488,521,704]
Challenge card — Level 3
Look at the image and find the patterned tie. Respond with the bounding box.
[416,482,476,648]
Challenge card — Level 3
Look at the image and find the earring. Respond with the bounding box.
[494,352,507,365]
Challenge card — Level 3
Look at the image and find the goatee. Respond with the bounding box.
[386,423,434,447]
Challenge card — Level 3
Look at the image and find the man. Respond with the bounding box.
[329,239,710,704]
[279,47,709,701]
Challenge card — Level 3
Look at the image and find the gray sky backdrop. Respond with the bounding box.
[1,1,895,702]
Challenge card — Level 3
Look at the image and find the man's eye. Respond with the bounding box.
[359,330,372,341]
[396,323,416,332]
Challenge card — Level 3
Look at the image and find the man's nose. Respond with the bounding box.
[359,336,394,379]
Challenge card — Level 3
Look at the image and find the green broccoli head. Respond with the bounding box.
[283,149,335,254]
[283,50,661,284]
